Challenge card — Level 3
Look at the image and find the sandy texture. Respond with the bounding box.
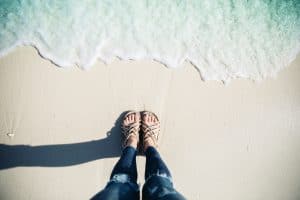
[0,47,300,200]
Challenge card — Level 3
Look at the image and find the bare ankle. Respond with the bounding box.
[143,139,155,152]
[126,136,138,149]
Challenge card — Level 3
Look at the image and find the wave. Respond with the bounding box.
[0,0,299,81]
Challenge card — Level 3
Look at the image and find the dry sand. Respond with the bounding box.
[0,47,300,200]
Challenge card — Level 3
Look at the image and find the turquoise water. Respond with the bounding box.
[0,0,299,81]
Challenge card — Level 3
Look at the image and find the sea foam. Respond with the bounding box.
[0,0,299,81]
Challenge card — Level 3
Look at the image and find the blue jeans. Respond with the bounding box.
[91,146,186,200]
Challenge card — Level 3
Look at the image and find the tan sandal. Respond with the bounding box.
[121,111,141,149]
[141,111,160,151]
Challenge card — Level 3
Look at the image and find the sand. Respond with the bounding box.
[0,47,300,200]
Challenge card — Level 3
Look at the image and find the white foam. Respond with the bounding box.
[0,0,299,81]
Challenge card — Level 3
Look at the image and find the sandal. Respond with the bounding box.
[141,111,160,151]
[121,111,141,149]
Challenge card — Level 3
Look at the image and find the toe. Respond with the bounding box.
[124,118,128,125]
[136,113,140,121]
[143,113,148,122]
[127,115,131,122]
[147,114,151,123]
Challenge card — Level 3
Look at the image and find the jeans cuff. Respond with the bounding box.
[109,173,140,191]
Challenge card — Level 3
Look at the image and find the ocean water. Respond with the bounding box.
[0,0,299,81]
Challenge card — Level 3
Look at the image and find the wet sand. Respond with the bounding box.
[0,47,299,200]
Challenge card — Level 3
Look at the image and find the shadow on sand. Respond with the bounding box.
[0,112,129,170]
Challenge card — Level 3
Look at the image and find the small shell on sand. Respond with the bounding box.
[7,132,15,137]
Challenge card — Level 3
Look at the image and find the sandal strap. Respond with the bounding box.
[121,112,140,148]
[142,122,160,147]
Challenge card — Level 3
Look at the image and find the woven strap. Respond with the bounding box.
[122,122,140,145]
[142,122,160,147]
[121,114,140,148]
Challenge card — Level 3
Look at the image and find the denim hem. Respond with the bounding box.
[109,173,140,191]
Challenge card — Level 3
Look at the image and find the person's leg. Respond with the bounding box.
[143,147,186,200]
[110,146,138,182]
[144,146,171,180]
[91,146,139,200]
[91,111,141,200]
[141,111,186,200]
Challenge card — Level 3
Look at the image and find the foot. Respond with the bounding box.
[141,111,160,152]
[122,111,140,149]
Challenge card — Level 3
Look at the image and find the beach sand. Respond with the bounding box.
[0,47,300,200]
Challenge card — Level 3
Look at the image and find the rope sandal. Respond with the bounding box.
[121,111,141,149]
[141,111,160,151]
